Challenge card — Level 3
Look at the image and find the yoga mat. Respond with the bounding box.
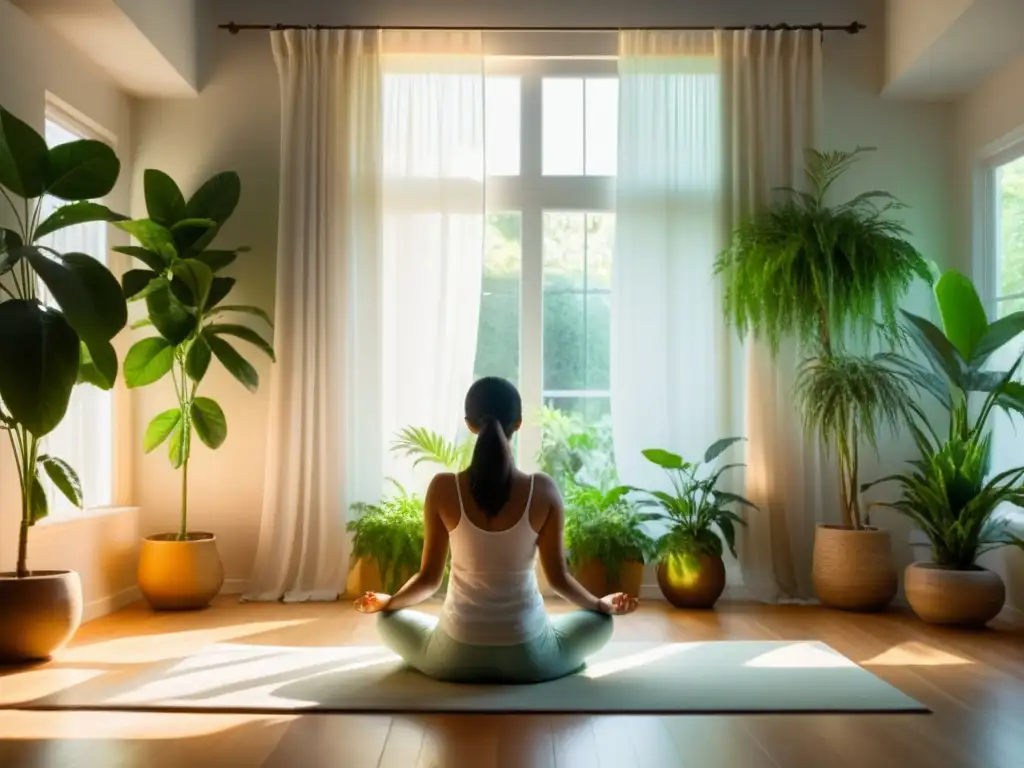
[3,641,927,715]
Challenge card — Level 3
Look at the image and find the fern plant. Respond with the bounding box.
[714,147,932,530]
[391,426,473,472]
[346,481,425,593]
[563,484,656,583]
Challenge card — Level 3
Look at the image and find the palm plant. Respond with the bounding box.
[864,271,1024,568]
[563,483,656,584]
[391,426,473,472]
[714,147,933,530]
[632,438,756,560]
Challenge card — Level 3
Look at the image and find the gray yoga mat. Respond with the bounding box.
[5,640,927,714]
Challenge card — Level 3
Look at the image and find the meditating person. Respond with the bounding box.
[354,376,638,683]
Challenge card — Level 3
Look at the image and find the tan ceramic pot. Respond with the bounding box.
[346,557,418,597]
[657,553,726,609]
[0,570,83,663]
[138,533,224,610]
[812,525,897,611]
[904,562,1005,627]
[573,559,645,598]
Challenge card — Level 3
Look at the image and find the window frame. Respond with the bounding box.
[975,133,1024,527]
[35,96,120,521]
[483,56,618,470]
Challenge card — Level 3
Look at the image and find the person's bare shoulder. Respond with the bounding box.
[530,472,562,506]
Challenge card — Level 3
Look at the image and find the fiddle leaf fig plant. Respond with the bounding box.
[0,105,128,578]
[117,169,274,540]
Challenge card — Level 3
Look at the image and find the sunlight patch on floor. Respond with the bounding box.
[0,710,296,740]
[0,668,106,706]
[55,620,316,664]
[580,642,701,679]
[743,643,852,669]
[862,641,975,667]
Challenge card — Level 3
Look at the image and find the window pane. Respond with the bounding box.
[992,297,1024,495]
[542,78,584,176]
[474,213,521,384]
[543,292,586,391]
[541,396,616,489]
[543,212,586,291]
[584,212,614,290]
[486,76,520,176]
[999,156,1024,298]
[586,292,611,390]
[585,79,618,176]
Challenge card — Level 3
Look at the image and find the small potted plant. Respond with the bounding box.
[715,147,932,611]
[0,105,128,660]
[864,270,1024,626]
[630,438,755,609]
[563,483,655,598]
[116,169,274,610]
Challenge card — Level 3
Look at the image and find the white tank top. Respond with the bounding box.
[437,473,548,646]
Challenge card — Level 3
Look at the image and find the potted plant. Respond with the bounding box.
[0,105,128,660]
[630,438,755,609]
[864,270,1024,626]
[537,406,617,494]
[116,169,274,610]
[346,427,468,595]
[715,147,932,611]
[563,483,655,598]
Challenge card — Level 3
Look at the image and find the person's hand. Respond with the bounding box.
[353,592,392,614]
[598,592,639,616]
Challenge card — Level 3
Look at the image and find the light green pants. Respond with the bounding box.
[377,609,613,684]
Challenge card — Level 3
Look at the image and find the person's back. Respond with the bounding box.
[439,471,547,645]
[354,376,638,684]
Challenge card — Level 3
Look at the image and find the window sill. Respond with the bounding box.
[33,505,139,531]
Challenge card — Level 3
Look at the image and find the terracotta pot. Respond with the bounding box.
[572,559,645,598]
[0,570,83,663]
[657,553,726,609]
[137,533,224,610]
[905,562,1005,627]
[812,525,897,611]
[346,557,417,597]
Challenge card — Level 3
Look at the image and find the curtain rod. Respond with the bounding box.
[219,21,866,35]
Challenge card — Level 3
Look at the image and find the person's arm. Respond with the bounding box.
[379,474,451,612]
[536,478,605,612]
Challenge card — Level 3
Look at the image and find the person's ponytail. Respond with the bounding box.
[467,414,513,518]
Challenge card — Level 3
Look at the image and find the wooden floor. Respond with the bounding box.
[1,598,1023,768]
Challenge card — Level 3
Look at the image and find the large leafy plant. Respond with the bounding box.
[563,483,656,583]
[714,147,932,530]
[116,170,274,540]
[864,271,1024,568]
[347,480,426,594]
[0,106,128,577]
[632,438,756,560]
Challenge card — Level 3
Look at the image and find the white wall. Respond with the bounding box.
[953,53,1024,618]
[0,0,140,620]
[127,0,953,592]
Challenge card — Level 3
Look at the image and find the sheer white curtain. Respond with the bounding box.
[244,29,383,602]
[379,32,485,491]
[612,29,823,601]
[611,32,740,583]
[721,29,824,602]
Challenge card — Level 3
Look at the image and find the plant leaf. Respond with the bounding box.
[114,219,177,262]
[29,473,49,525]
[704,437,745,464]
[194,250,237,273]
[144,408,182,453]
[205,276,235,309]
[0,299,79,437]
[972,310,1024,369]
[145,278,197,345]
[168,419,188,469]
[112,245,168,273]
[143,169,186,226]
[122,268,160,301]
[185,171,241,224]
[45,139,120,200]
[38,454,83,508]
[123,337,174,388]
[191,397,227,449]
[900,310,965,386]
[209,303,273,328]
[206,323,275,361]
[26,249,127,342]
[641,448,684,469]
[934,270,988,362]
[171,258,214,308]
[0,106,48,197]
[206,334,259,392]
[34,202,127,241]
[185,335,212,381]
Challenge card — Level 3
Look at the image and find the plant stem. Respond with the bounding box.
[180,453,189,541]
[14,429,37,578]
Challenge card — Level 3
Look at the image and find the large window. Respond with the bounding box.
[985,151,1024,516]
[36,113,115,517]
[472,60,618,470]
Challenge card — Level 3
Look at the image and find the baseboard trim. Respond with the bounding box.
[83,585,141,623]
[221,579,250,595]
[998,602,1024,627]
[640,584,664,600]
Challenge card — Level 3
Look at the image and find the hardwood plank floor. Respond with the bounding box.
[1,598,1022,767]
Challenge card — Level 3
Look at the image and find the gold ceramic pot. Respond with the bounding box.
[573,559,645,598]
[0,570,83,662]
[812,525,897,611]
[657,553,726,609]
[137,533,224,610]
[345,557,417,597]
[904,562,1005,627]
